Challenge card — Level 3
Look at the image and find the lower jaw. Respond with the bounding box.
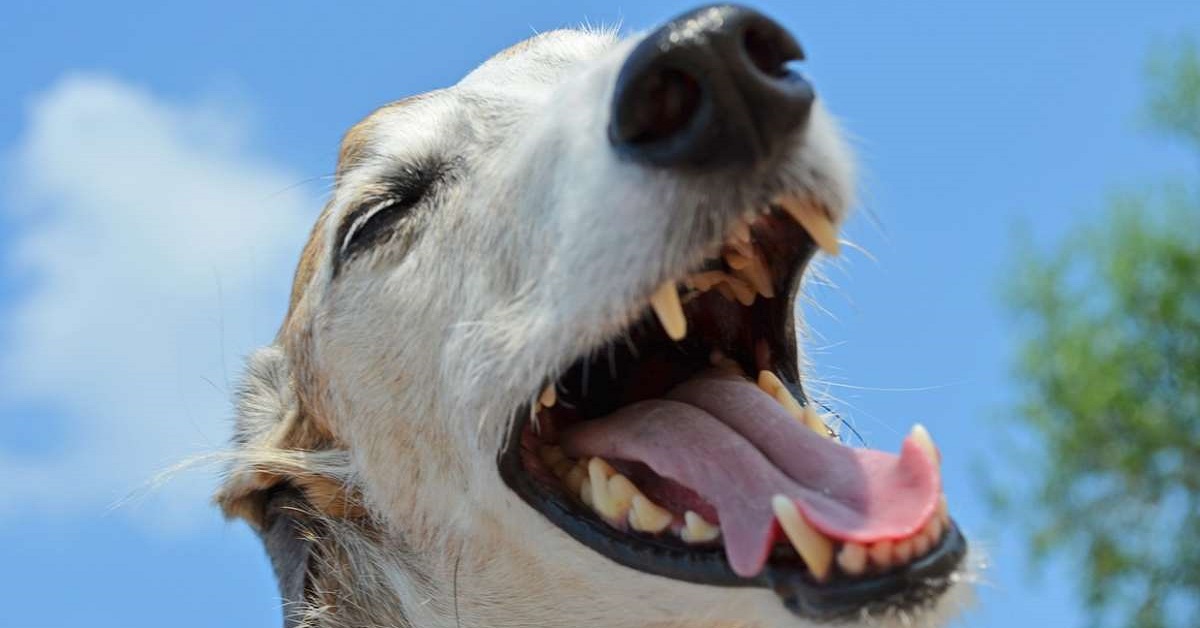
[498,434,968,621]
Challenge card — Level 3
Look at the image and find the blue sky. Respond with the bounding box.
[1,1,1197,626]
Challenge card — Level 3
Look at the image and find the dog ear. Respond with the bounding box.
[215,345,364,530]
[260,484,319,628]
[216,345,368,626]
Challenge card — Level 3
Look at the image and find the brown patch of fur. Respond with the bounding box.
[293,475,369,520]
[287,208,331,322]
[215,337,351,529]
[334,96,427,182]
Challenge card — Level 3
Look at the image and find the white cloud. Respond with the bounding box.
[0,74,317,528]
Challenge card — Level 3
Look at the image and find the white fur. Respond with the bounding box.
[216,26,973,628]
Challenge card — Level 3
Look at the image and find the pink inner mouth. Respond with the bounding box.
[562,370,940,578]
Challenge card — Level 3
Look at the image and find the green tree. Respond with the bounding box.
[997,40,1200,628]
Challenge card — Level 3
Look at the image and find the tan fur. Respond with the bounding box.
[334,97,426,181]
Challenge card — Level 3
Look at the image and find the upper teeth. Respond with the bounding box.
[587,457,622,523]
[539,384,557,409]
[687,271,757,306]
[629,494,673,533]
[736,255,775,298]
[649,281,687,341]
[756,370,833,439]
[646,199,840,339]
[681,510,720,543]
[776,195,840,256]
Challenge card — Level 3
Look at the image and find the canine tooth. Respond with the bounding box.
[771,495,834,582]
[539,384,557,409]
[868,540,894,570]
[629,495,673,534]
[909,424,940,465]
[649,281,687,340]
[681,511,720,543]
[894,539,913,564]
[565,465,586,494]
[778,196,840,255]
[837,543,869,576]
[937,495,950,524]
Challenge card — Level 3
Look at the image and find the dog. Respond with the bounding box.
[215,5,970,627]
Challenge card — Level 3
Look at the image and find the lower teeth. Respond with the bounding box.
[536,446,709,544]
[629,494,673,533]
[680,510,720,543]
[529,373,950,578]
[535,444,950,578]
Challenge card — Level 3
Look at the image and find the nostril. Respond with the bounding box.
[742,26,788,78]
[740,20,806,80]
[612,67,703,146]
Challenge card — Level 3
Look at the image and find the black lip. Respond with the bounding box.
[768,526,968,621]
[499,437,738,585]
[498,419,968,619]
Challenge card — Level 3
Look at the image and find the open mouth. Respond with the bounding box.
[499,196,966,620]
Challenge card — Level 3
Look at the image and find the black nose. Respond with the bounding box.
[609,4,815,168]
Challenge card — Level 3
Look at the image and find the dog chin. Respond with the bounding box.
[483,493,974,628]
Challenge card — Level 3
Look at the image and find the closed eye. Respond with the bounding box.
[335,164,443,270]
[339,197,407,256]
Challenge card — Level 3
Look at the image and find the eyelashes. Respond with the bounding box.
[335,164,443,269]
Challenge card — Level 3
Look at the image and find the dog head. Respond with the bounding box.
[217,5,970,627]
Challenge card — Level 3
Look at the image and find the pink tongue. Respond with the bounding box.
[561,371,940,578]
